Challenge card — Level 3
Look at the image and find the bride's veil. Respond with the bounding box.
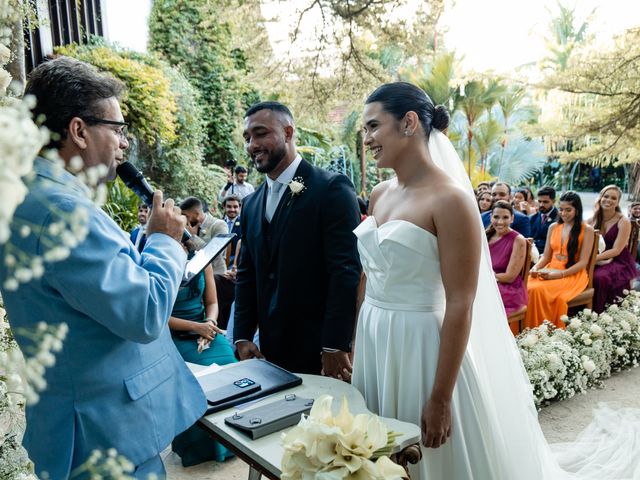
[428,130,565,479]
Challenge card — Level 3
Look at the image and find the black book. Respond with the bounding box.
[198,359,303,414]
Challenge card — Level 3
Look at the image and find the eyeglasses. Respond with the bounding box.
[82,116,129,140]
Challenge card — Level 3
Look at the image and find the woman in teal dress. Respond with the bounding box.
[169,262,237,466]
[169,262,236,366]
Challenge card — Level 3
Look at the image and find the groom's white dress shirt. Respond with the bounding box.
[264,154,303,219]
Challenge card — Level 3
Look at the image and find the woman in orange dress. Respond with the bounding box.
[525,191,594,329]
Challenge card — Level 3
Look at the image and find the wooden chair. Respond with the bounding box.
[628,219,640,257]
[567,230,600,311]
[507,238,533,334]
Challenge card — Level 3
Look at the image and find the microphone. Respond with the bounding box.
[116,161,192,244]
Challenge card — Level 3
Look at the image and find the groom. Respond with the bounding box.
[234,101,361,377]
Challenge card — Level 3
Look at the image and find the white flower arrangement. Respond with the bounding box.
[281,395,406,479]
[518,292,640,406]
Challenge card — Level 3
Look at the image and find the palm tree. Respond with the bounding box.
[496,87,537,174]
[457,79,507,176]
[402,52,459,107]
[473,115,502,174]
[542,1,594,71]
[490,136,547,185]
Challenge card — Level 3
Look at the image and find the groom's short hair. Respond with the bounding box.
[245,101,294,122]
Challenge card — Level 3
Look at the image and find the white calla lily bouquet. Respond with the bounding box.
[281,395,406,479]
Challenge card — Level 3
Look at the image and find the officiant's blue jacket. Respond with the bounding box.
[0,158,206,478]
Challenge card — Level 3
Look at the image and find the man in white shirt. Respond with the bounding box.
[219,165,254,201]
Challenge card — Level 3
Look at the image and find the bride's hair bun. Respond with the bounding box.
[432,105,450,131]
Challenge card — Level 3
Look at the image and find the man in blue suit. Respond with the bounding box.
[129,203,149,252]
[0,57,206,479]
[481,182,531,237]
[529,186,558,252]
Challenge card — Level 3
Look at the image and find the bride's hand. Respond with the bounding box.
[420,398,452,448]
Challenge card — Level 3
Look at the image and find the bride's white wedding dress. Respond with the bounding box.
[352,216,512,479]
[351,130,640,480]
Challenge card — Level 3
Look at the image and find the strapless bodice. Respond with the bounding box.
[354,217,444,309]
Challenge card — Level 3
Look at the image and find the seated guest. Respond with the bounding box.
[477,191,493,213]
[481,182,531,237]
[525,191,594,329]
[129,203,149,252]
[476,181,492,194]
[588,185,637,312]
[629,203,640,290]
[529,186,558,254]
[169,261,237,467]
[629,202,640,222]
[513,188,537,215]
[181,196,229,274]
[487,201,528,334]
[169,262,235,366]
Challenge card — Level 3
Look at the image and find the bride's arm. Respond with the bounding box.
[423,189,480,449]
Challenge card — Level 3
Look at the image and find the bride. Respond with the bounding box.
[351,82,640,479]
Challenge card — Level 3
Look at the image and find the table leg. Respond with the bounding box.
[248,466,262,480]
[392,443,422,479]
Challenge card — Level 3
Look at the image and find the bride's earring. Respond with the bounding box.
[404,129,412,137]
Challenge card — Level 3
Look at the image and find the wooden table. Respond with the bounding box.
[194,372,422,479]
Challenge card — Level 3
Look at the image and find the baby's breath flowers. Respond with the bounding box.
[518,292,640,407]
[68,448,136,480]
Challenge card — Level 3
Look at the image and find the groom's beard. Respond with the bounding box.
[254,145,287,174]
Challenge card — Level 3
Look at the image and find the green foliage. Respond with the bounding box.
[401,52,459,107]
[148,0,259,165]
[542,1,594,71]
[102,178,140,232]
[56,40,226,204]
[56,43,177,145]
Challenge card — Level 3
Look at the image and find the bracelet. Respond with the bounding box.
[205,317,218,325]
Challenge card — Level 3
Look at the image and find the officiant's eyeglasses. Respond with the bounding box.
[82,116,129,140]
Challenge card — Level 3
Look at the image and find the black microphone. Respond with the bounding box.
[116,161,192,244]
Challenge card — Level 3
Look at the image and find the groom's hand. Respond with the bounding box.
[236,341,264,360]
[321,351,352,383]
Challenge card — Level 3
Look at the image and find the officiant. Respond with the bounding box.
[0,57,206,479]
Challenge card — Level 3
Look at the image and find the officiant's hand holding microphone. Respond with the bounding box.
[145,191,187,244]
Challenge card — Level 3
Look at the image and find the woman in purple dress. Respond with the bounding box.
[487,201,528,331]
[589,185,637,312]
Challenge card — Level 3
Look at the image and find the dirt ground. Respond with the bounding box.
[163,366,640,479]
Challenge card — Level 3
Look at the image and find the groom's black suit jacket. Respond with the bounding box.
[234,159,362,374]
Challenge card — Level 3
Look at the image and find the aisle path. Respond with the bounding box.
[164,366,640,478]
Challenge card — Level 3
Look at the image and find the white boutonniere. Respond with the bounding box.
[286,177,306,206]
[289,177,306,196]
